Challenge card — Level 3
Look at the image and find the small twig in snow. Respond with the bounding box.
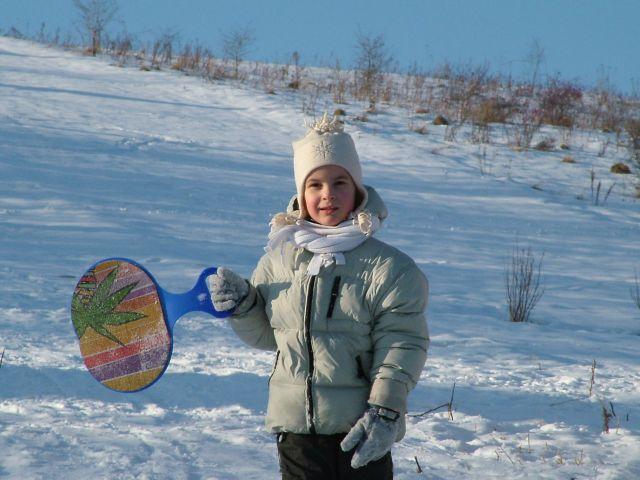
[589,359,596,397]
[496,445,516,465]
[448,381,456,420]
[407,402,450,417]
[631,271,640,310]
[414,456,423,473]
[600,399,615,433]
[408,382,456,419]
[603,182,616,205]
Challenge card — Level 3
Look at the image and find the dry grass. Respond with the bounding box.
[433,115,449,126]
[8,24,640,141]
[610,163,631,174]
[534,137,556,151]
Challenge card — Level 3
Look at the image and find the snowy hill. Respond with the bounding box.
[1,37,639,479]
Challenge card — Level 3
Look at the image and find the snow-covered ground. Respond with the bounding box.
[1,37,639,479]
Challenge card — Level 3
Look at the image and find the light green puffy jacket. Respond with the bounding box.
[229,187,429,439]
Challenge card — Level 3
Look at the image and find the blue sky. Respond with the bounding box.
[3,0,639,93]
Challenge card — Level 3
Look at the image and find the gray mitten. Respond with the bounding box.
[340,406,400,469]
[206,267,249,312]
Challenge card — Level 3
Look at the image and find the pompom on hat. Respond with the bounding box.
[292,113,368,218]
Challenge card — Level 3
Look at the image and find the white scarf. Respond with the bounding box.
[265,211,381,275]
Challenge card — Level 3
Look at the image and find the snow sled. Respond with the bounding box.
[71,258,229,392]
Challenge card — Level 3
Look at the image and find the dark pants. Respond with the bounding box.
[276,432,393,480]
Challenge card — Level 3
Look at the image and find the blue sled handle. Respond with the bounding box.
[162,267,233,329]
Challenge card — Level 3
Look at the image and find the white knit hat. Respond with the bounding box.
[292,114,368,218]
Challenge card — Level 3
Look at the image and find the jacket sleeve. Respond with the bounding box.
[227,254,277,351]
[368,261,429,414]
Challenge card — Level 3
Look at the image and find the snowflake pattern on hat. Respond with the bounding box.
[313,140,334,160]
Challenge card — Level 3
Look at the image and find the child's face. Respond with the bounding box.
[304,165,356,226]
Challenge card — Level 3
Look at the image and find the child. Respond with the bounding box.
[208,114,429,479]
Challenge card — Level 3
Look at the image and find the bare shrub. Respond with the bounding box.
[380,75,395,104]
[602,97,627,143]
[5,26,25,39]
[524,39,545,92]
[470,122,490,144]
[330,59,348,104]
[559,124,574,149]
[73,0,119,56]
[505,105,544,149]
[257,64,274,93]
[204,56,226,81]
[625,118,640,165]
[301,83,322,116]
[505,245,545,323]
[403,64,430,116]
[434,62,487,141]
[540,77,583,128]
[150,30,179,68]
[288,51,303,89]
[36,22,48,43]
[171,42,213,75]
[438,62,491,141]
[106,31,133,67]
[172,43,196,72]
[470,96,510,144]
[472,98,510,124]
[501,41,548,149]
[353,31,393,109]
[590,73,629,143]
[222,26,255,79]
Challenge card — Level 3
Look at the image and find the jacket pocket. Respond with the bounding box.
[324,276,372,329]
[268,350,280,384]
[355,354,371,383]
[326,276,341,318]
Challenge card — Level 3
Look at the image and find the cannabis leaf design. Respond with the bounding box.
[72,266,146,346]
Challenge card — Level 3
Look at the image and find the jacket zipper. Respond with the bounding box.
[304,274,317,434]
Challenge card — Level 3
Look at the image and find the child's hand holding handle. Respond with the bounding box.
[206,267,249,312]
